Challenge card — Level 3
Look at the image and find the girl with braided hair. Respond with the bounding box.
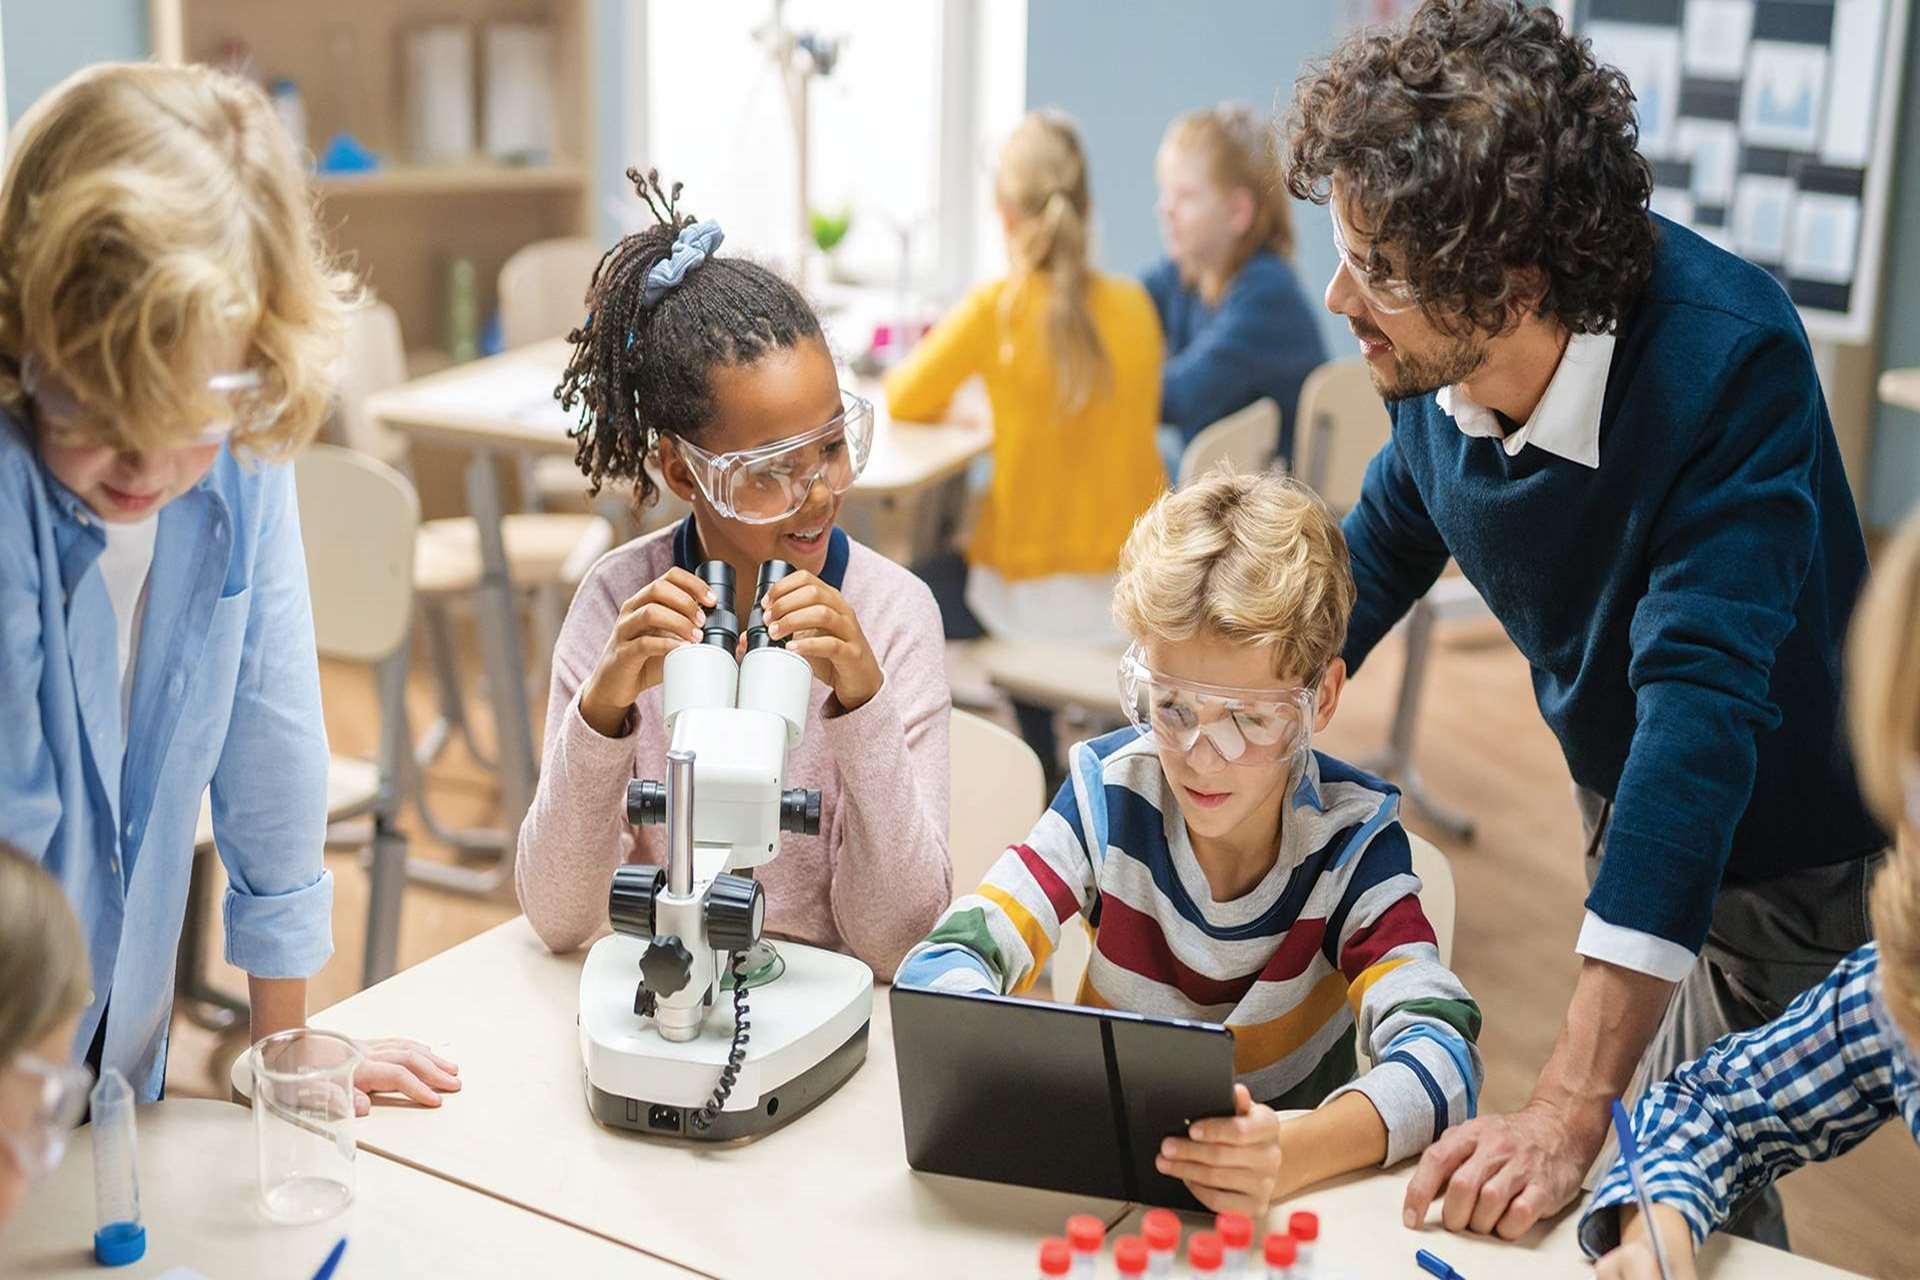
[515,171,954,978]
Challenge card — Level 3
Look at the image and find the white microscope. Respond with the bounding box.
[579,559,874,1141]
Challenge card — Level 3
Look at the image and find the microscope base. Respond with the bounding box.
[579,933,874,1143]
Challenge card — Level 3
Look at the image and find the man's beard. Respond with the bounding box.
[1360,323,1488,401]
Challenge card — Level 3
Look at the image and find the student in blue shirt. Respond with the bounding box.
[0,63,459,1110]
[1281,0,1886,1247]
[1142,102,1327,472]
[1587,517,1920,1278]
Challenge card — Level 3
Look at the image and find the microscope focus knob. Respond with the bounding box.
[705,874,767,953]
[638,936,694,999]
[780,788,822,836]
[607,864,665,939]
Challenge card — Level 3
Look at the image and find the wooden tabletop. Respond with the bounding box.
[243,916,1127,1280]
[0,1098,684,1279]
[1880,367,1920,414]
[366,339,992,496]
[1107,1172,1863,1279]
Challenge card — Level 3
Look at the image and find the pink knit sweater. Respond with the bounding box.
[514,523,953,977]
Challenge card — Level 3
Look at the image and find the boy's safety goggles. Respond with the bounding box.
[1329,200,1420,315]
[23,354,274,450]
[0,1053,91,1184]
[671,390,875,525]
[1117,645,1317,766]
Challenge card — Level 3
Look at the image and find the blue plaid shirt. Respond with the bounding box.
[1579,944,1920,1256]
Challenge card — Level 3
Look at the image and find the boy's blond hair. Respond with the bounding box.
[1850,517,1920,1031]
[0,843,90,1064]
[1113,467,1355,682]
[1161,103,1297,281]
[0,62,358,457]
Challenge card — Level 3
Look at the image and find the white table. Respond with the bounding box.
[1879,368,1920,414]
[1108,1171,1862,1278]
[0,1099,686,1278]
[367,339,991,844]
[232,916,1124,1279]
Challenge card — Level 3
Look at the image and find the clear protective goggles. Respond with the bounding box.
[1117,645,1318,767]
[22,354,273,450]
[1329,200,1420,315]
[671,389,875,525]
[0,1053,92,1184]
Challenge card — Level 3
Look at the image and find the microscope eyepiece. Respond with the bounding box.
[744,559,798,651]
[694,559,740,650]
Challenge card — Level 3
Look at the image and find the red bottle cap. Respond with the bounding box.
[1142,1208,1181,1251]
[1216,1211,1254,1248]
[1114,1235,1149,1275]
[1289,1210,1320,1242]
[1264,1233,1299,1266]
[1188,1231,1224,1271]
[1039,1238,1072,1276]
[1066,1214,1105,1253]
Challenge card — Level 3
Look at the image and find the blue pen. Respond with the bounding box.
[1415,1247,1467,1279]
[310,1236,348,1280]
[1610,1099,1675,1280]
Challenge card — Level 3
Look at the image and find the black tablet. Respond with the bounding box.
[891,985,1236,1209]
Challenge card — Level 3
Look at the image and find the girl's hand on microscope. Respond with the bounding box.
[760,570,883,713]
[579,567,716,737]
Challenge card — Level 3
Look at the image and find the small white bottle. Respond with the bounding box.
[1065,1214,1105,1278]
[1217,1211,1254,1274]
[1142,1208,1181,1277]
[1264,1232,1298,1280]
[1114,1234,1149,1279]
[90,1069,145,1267]
[1038,1237,1071,1280]
[1287,1212,1320,1276]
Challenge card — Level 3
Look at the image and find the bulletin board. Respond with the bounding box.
[1572,0,1912,344]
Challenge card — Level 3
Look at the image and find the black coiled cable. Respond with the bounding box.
[689,950,750,1132]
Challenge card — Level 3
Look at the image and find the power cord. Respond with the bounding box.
[689,950,750,1132]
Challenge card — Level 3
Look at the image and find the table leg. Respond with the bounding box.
[464,448,538,865]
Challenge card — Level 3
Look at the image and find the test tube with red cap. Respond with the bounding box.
[1038,1237,1072,1279]
[1263,1232,1298,1280]
[1288,1211,1320,1275]
[1189,1230,1225,1275]
[1141,1208,1180,1277]
[1065,1215,1105,1279]
[1216,1211,1254,1273]
[1114,1234,1149,1277]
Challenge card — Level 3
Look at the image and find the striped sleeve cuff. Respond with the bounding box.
[1578,1159,1717,1259]
[895,942,996,992]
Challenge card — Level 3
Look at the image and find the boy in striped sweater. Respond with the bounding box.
[898,470,1482,1215]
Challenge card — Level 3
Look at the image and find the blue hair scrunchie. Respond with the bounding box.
[642,219,725,308]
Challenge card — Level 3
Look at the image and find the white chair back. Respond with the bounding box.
[1407,831,1457,969]
[334,299,412,468]
[1293,358,1391,512]
[295,444,420,664]
[946,710,1047,897]
[1176,397,1281,488]
[498,237,602,350]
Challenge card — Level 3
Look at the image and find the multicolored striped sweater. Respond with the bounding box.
[897,729,1483,1166]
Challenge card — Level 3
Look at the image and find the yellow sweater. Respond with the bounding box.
[885,273,1166,582]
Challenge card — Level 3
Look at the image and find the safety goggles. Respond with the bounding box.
[0,1053,92,1184]
[22,354,273,451]
[1117,645,1317,766]
[671,390,875,525]
[1329,201,1420,315]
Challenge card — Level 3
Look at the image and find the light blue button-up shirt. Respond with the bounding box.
[0,413,333,1100]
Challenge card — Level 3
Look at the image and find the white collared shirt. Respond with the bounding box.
[1437,330,1696,984]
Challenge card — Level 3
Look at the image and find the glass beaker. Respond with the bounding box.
[251,1029,361,1223]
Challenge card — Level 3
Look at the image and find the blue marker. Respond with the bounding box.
[1611,1099,1675,1280]
[309,1236,348,1280]
[1415,1248,1468,1280]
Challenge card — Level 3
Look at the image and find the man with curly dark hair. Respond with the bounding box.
[1282,0,1888,1253]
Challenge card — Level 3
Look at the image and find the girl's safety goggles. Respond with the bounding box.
[1117,645,1317,766]
[23,354,274,450]
[671,390,875,525]
[1329,200,1420,315]
[0,1053,92,1184]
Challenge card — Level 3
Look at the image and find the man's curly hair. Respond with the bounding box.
[1283,0,1655,338]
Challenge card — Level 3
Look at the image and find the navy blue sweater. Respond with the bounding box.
[1143,250,1328,464]
[1341,218,1885,954]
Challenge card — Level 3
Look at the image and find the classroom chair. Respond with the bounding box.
[1295,358,1483,840]
[1175,397,1282,487]
[946,709,1048,894]
[175,445,421,1030]
[334,298,614,889]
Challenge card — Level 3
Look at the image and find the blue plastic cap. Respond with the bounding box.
[94,1220,146,1266]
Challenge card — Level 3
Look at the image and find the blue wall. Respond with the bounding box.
[2,0,150,126]
[1868,29,1920,528]
[1024,0,1347,356]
